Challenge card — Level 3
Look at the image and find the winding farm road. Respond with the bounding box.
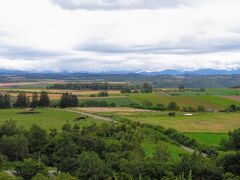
[59,108,116,122]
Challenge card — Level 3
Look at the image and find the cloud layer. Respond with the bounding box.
[0,0,240,72]
[52,0,191,10]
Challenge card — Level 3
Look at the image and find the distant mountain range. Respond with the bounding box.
[137,69,240,76]
[1,68,240,76]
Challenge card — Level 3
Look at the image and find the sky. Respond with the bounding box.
[0,0,240,72]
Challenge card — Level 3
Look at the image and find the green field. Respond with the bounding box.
[128,93,240,109]
[141,138,186,160]
[193,95,240,107]
[0,109,105,130]
[185,133,228,146]
[178,88,240,96]
[79,97,136,107]
[98,111,240,133]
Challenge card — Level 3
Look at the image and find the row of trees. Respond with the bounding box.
[14,92,50,108]
[48,82,153,93]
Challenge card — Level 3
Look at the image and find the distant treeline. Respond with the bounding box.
[48,82,153,93]
[48,82,125,90]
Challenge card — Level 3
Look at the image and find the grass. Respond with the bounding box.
[185,132,228,146]
[79,97,136,107]
[0,109,106,130]
[102,111,240,133]
[194,95,240,108]
[141,138,186,160]
[128,93,240,109]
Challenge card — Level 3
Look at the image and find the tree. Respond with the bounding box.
[141,83,153,93]
[0,94,11,109]
[98,91,109,97]
[30,92,38,108]
[167,102,179,111]
[15,159,48,180]
[228,104,237,112]
[0,135,29,161]
[60,93,78,108]
[28,124,48,154]
[75,151,108,179]
[38,91,50,107]
[0,120,20,137]
[222,129,240,150]
[218,152,240,176]
[14,93,29,107]
[175,153,222,180]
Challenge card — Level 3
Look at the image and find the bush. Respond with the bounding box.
[15,159,48,180]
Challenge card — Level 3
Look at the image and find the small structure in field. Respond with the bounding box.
[25,108,34,113]
[184,113,193,116]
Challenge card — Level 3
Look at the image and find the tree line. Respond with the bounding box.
[48,82,153,93]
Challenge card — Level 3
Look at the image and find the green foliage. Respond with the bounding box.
[15,159,48,180]
[0,135,29,161]
[0,120,20,137]
[167,101,179,111]
[0,172,18,180]
[28,124,48,153]
[53,173,78,180]
[97,91,109,97]
[38,91,50,107]
[0,94,11,109]
[75,151,109,179]
[217,151,240,176]
[30,92,39,108]
[222,129,240,150]
[14,93,29,108]
[175,152,222,180]
[60,93,78,108]
[32,173,49,180]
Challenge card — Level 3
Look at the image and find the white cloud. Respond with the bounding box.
[51,0,193,10]
[0,0,240,72]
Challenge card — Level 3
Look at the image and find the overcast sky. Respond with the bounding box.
[0,0,240,72]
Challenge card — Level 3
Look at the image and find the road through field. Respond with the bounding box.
[59,109,116,122]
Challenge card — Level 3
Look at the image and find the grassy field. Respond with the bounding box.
[0,109,105,130]
[193,95,240,108]
[141,138,186,160]
[79,97,136,107]
[94,110,240,133]
[185,133,228,146]
[128,93,240,109]
[158,88,240,96]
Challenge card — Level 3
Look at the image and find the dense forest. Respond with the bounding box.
[0,119,240,179]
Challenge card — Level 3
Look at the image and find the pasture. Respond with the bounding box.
[141,138,186,160]
[0,108,105,130]
[128,93,240,109]
[185,133,228,146]
[92,110,240,133]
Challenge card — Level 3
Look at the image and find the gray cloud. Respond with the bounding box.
[78,37,240,55]
[52,0,192,10]
[0,44,64,60]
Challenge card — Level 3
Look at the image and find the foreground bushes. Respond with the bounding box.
[0,120,239,179]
